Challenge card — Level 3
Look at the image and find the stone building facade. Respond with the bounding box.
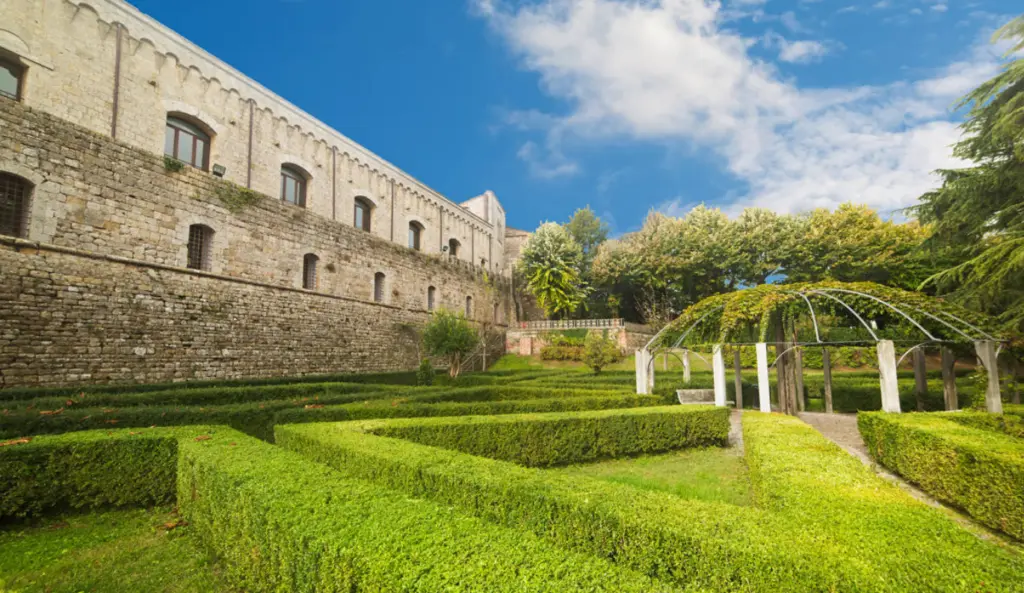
[0,0,512,387]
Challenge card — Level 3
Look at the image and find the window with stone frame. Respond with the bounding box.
[0,57,24,101]
[427,285,436,311]
[354,197,373,232]
[408,221,423,251]
[448,238,460,257]
[374,272,386,303]
[281,165,308,208]
[165,116,211,171]
[302,253,319,290]
[186,224,214,271]
[0,173,31,238]
[465,295,473,317]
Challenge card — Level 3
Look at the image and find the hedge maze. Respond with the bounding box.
[3,369,1024,592]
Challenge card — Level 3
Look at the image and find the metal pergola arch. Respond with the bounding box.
[635,282,1006,415]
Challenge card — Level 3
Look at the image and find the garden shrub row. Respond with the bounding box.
[743,412,1024,589]
[941,410,1024,439]
[0,388,663,441]
[280,408,1024,591]
[277,408,836,592]
[1,427,676,592]
[858,411,1024,539]
[2,381,407,412]
[364,405,730,467]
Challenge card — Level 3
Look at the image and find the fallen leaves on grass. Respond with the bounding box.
[0,437,31,447]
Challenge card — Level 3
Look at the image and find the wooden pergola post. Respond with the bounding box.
[941,347,958,411]
[733,348,743,409]
[913,347,928,411]
[822,347,834,414]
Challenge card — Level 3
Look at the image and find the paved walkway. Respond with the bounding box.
[728,409,744,453]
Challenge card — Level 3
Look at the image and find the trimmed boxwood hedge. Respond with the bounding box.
[858,411,1024,539]
[941,411,1024,439]
[1,427,675,592]
[362,406,730,467]
[0,387,663,442]
[279,408,1024,591]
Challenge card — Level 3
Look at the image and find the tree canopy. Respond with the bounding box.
[915,16,1024,333]
[517,222,590,318]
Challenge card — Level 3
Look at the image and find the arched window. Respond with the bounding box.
[465,296,473,317]
[448,238,460,257]
[0,57,24,101]
[186,224,214,271]
[408,221,423,251]
[302,253,318,290]
[374,272,385,303]
[427,286,436,311]
[165,116,211,170]
[281,165,308,208]
[493,302,500,323]
[354,197,372,232]
[0,173,32,238]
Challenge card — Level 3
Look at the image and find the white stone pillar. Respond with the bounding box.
[635,349,648,395]
[877,340,901,413]
[974,341,1003,414]
[682,350,691,384]
[648,351,655,391]
[712,345,727,407]
[756,342,771,413]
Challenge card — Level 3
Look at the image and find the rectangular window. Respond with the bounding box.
[0,59,23,101]
[187,225,212,271]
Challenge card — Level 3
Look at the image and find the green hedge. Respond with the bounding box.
[366,406,730,467]
[941,411,1024,439]
[277,408,836,592]
[2,381,405,412]
[0,388,662,442]
[274,394,664,426]
[743,412,1024,589]
[280,408,1024,590]
[858,412,1024,539]
[1,427,674,592]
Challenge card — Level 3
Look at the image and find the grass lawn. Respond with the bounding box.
[547,446,753,507]
[0,507,231,593]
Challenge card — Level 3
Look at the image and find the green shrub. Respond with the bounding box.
[858,411,1024,539]
[539,334,586,361]
[2,427,675,592]
[941,411,1024,439]
[583,331,622,373]
[416,359,436,386]
[273,394,665,426]
[365,406,730,467]
[422,309,478,378]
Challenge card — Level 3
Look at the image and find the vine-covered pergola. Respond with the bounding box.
[636,281,1007,414]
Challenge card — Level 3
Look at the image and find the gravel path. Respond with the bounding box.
[728,409,745,453]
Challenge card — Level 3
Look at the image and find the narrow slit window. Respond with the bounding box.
[374,272,386,303]
[427,286,436,311]
[187,224,214,271]
[302,254,318,290]
[465,296,473,317]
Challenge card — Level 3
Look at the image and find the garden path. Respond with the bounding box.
[728,409,744,453]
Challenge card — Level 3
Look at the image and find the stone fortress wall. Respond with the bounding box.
[0,0,513,387]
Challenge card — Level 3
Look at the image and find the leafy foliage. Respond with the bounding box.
[583,331,622,374]
[416,358,436,386]
[915,17,1024,332]
[421,308,479,378]
[563,206,609,270]
[859,411,1024,539]
[517,222,590,318]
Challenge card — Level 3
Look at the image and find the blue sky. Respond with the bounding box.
[133,0,1020,234]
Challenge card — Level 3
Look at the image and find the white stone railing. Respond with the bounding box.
[517,318,625,330]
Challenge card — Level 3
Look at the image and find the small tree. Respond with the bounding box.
[416,358,435,386]
[583,331,622,374]
[422,309,478,378]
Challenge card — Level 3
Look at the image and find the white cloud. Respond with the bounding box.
[777,38,830,63]
[517,141,580,179]
[779,11,803,32]
[931,3,948,13]
[475,0,1005,215]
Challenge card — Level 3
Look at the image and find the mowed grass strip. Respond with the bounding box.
[0,507,231,593]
